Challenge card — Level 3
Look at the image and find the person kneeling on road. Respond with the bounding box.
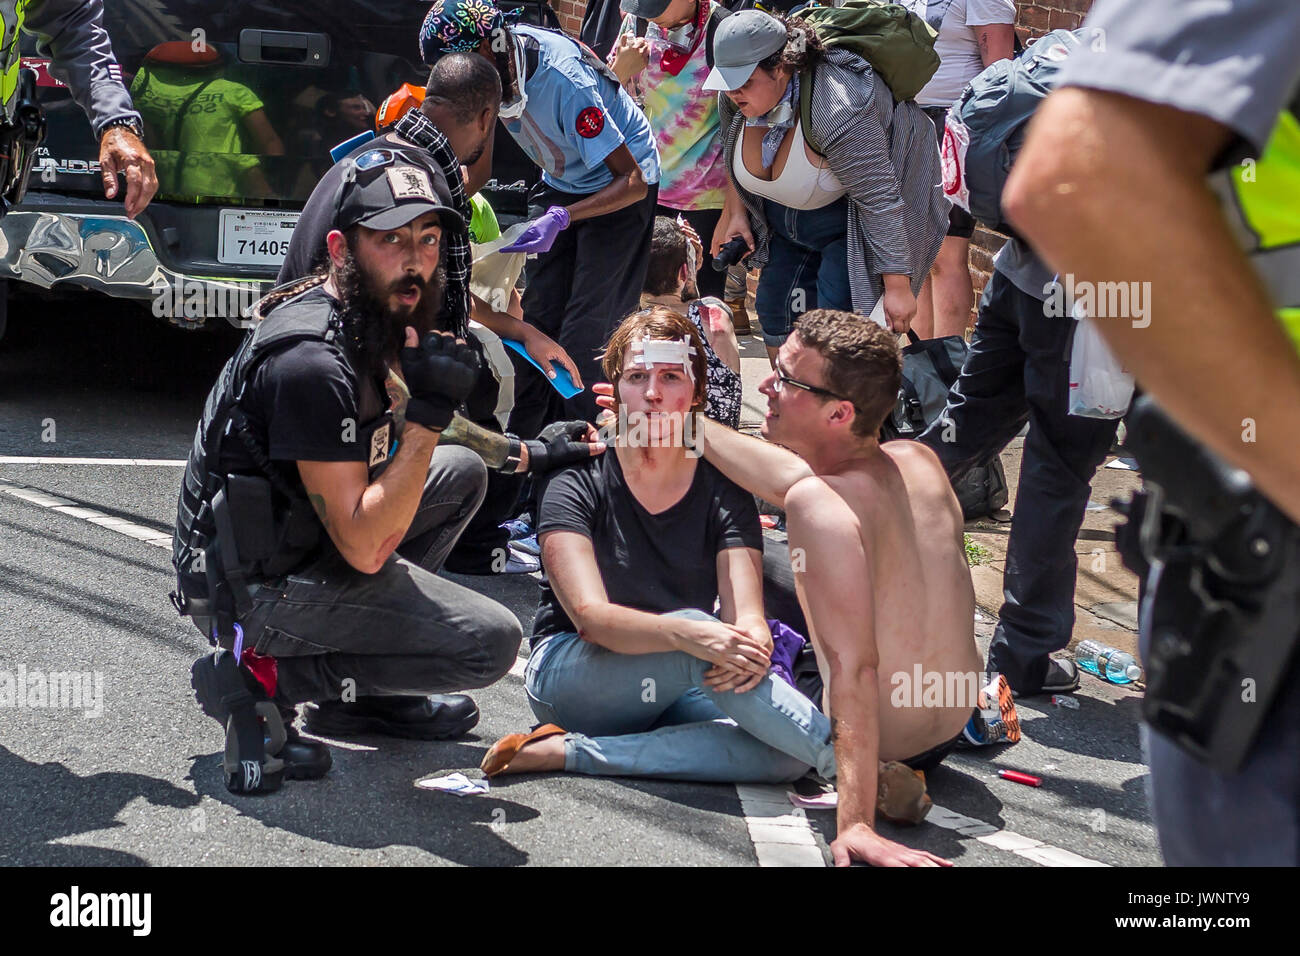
[172,154,598,792]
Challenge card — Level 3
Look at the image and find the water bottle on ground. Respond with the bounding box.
[1075,640,1143,685]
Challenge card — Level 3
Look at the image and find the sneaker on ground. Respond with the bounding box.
[500,517,533,540]
[1011,657,1081,699]
[511,533,541,557]
[498,542,540,573]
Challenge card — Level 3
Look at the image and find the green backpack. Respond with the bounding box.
[796,0,939,154]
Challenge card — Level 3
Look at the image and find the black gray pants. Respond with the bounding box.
[236,446,523,705]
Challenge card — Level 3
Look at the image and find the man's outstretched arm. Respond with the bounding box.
[1004,88,1300,524]
[697,417,813,509]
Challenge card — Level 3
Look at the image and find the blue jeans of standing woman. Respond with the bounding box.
[525,609,836,783]
[754,196,851,347]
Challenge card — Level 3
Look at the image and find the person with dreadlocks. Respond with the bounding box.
[178,149,602,785]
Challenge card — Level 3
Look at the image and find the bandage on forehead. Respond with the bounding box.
[629,334,697,382]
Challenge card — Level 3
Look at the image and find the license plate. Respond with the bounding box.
[218,209,300,266]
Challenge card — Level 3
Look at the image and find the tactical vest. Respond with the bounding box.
[1210,88,1300,348]
[0,0,27,123]
[171,281,394,646]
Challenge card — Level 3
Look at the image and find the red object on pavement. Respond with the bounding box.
[998,769,1043,787]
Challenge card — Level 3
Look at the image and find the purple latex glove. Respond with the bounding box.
[499,205,571,253]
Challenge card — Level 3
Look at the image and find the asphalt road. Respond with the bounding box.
[0,297,1162,866]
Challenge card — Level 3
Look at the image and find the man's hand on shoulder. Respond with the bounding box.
[831,822,952,868]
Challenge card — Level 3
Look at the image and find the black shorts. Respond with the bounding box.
[923,106,975,240]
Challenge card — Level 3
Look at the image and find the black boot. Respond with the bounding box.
[304,694,480,740]
[191,651,331,787]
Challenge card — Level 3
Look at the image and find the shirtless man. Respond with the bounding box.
[696,309,982,867]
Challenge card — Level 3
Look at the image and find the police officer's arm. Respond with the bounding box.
[24,0,158,217]
[1004,89,1300,526]
[562,143,647,222]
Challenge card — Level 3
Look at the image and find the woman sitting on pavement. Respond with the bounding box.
[480,306,835,783]
[708,9,947,359]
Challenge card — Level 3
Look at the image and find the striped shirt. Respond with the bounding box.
[719,47,949,317]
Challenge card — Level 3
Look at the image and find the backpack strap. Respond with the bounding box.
[798,66,823,157]
[705,5,730,69]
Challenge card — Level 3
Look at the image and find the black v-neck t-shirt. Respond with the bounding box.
[531,451,763,647]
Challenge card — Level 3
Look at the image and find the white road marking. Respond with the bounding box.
[0,476,1117,868]
[0,477,172,549]
[0,456,186,466]
[736,783,825,867]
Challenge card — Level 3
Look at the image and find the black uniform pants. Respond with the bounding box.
[917,270,1119,693]
[508,181,658,433]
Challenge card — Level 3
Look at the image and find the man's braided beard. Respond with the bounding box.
[331,241,446,378]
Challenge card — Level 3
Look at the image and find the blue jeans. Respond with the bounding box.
[525,610,836,783]
[755,197,851,347]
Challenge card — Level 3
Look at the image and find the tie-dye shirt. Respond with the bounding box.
[615,4,726,211]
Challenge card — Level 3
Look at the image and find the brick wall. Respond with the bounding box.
[552,0,585,36]
[544,0,1096,315]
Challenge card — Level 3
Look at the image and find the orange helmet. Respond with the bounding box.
[375,82,425,130]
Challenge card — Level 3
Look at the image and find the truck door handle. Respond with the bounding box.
[238,29,330,66]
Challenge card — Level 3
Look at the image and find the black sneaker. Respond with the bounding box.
[1010,657,1081,699]
[304,694,480,740]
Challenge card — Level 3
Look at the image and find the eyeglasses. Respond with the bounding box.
[772,363,852,404]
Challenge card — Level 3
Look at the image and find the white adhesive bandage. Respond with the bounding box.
[629,334,697,384]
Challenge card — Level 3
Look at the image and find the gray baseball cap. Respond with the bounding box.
[702,9,787,92]
[620,0,673,19]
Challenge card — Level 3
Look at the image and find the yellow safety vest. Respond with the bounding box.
[0,0,27,122]
[1212,94,1300,351]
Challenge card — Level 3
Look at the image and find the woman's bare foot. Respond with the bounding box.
[496,734,566,774]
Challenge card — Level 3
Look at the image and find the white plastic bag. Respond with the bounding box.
[1068,315,1135,419]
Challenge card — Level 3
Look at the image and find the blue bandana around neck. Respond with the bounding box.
[744,73,799,171]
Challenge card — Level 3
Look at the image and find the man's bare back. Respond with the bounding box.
[788,439,980,761]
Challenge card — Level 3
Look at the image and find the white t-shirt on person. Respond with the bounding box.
[907,0,1017,108]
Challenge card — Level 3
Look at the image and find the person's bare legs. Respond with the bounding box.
[913,275,936,339]
[930,236,974,338]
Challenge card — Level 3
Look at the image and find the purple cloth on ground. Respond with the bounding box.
[767,618,805,688]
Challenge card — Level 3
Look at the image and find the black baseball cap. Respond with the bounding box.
[334,148,463,232]
[621,0,673,18]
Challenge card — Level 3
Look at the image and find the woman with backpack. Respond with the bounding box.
[706,9,948,359]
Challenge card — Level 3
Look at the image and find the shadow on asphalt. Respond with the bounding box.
[186,742,542,866]
[0,743,199,866]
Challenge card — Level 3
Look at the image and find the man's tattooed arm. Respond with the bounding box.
[385,369,523,471]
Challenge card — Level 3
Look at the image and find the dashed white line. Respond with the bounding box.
[0,477,172,549]
[0,456,186,466]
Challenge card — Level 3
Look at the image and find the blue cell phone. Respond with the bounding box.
[502,338,583,399]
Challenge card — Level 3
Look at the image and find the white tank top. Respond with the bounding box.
[732,120,847,210]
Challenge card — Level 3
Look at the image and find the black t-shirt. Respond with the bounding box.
[531,451,763,646]
[219,286,393,494]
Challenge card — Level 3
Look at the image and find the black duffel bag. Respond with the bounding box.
[880,329,1008,520]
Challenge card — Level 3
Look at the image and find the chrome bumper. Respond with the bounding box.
[0,210,265,329]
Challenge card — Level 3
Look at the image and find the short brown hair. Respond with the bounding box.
[792,309,901,438]
[602,306,708,410]
[645,217,689,297]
